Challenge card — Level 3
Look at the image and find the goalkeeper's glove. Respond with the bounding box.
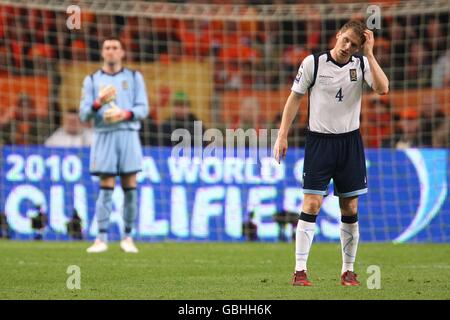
[96,85,117,106]
[103,102,133,124]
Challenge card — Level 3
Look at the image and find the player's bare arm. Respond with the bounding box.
[363,29,389,95]
[273,91,303,163]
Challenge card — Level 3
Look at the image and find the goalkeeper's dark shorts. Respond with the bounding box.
[302,128,367,198]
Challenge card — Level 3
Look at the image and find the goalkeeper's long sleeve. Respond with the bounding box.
[79,75,97,123]
[129,71,149,121]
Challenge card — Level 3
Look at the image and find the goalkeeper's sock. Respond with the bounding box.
[123,188,137,238]
[340,215,360,274]
[295,212,317,271]
[95,187,114,243]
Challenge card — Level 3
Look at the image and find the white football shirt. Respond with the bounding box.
[291,51,373,134]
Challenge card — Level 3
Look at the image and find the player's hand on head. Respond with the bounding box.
[273,136,288,164]
[103,103,126,124]
[98,85,117,105]
[363,29,374,56]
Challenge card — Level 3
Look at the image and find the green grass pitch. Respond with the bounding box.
[0,241,449,300]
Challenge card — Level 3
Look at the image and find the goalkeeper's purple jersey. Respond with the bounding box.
[79,67,149,132]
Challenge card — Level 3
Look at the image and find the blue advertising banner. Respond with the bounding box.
[1,147,448,242]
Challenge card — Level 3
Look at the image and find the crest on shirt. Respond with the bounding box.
[122,80,128,90]
[350,69,357,81]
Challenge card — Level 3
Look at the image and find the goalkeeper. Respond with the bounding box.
[79,37,149,253]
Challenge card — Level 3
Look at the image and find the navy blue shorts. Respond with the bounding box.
[302,129,367,198]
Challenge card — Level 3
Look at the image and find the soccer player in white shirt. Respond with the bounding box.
[273,20,389,286]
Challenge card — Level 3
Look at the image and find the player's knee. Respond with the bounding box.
[99,175,115,188]
[302,196,322,214]
[340,200,358,216]
[120,173,137,189]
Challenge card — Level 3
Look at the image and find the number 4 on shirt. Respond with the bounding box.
[335,88,344,102]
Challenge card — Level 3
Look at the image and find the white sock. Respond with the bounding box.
[295,217,316,271]
[340,221,359,274]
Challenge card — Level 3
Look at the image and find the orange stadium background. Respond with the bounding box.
[0,0,448,147]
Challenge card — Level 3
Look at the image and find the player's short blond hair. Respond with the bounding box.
[340,20,367,47]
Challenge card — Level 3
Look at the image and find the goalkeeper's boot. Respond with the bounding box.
[86,239,108,253]
[341,271,360,286]
[120,236,139,253]
[292,270,312,286]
